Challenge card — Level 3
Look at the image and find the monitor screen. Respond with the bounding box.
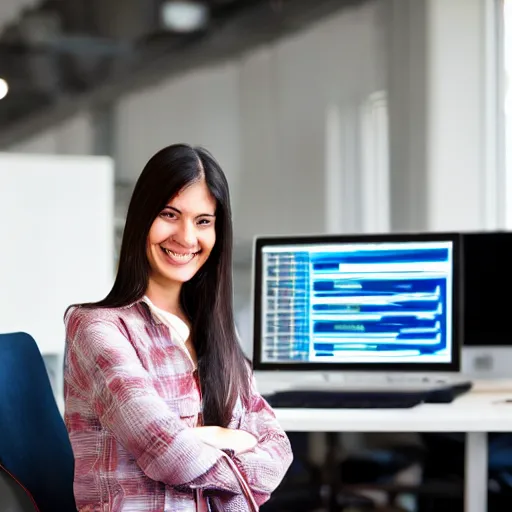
[253,233,461,371]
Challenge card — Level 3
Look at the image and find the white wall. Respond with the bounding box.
[114,1,387,244]
[386,0,429,232]
[237,2,386,240]
[425,0,500,231]
[0,153,114,358]
[387,0,505,232]
[8,113,94,155]
[7,0,503,238]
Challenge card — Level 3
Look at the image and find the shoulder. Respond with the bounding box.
[65,305,116,332]
[64,304,151,364]
[64,303,149,340]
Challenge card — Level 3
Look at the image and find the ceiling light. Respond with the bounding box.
[161,1,209,33]
[0,78,8,100]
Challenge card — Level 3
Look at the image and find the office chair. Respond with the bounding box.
[0,332,76,512]
[0,466,38,512]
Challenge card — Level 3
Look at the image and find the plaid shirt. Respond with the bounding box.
[64,301,293,512]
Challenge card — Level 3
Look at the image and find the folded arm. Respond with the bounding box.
[65,313,242,494]
[230,373,294,506]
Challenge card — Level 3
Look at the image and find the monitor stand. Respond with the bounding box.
[254,369,470,396]
[320,371,469,388]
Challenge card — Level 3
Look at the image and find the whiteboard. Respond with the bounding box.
[0,153,115,355]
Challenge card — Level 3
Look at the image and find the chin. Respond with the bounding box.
[164,266,202,284]
[168,273,196,284]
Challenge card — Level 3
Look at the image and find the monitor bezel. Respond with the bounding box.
[252,232,462,372]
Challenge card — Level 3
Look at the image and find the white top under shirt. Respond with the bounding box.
[142,295,196,369]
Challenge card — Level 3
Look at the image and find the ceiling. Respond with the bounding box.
[0,0,40,32]
[0,0,364,147]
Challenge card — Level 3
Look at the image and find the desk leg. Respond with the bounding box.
[465,432,487,512]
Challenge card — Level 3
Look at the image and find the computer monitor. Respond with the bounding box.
[253,232,462,372]
[462,231,512,346]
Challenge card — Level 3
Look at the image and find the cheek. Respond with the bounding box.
[200,231,216,256]
[148,219,171,244]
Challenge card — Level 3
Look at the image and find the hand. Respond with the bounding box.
[194,426,257,455]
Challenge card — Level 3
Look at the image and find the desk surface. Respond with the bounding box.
[273,381,512,432]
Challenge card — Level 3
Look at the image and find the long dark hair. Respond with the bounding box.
[84,143,250,427]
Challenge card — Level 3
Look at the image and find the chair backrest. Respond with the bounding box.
[0,332,76,512]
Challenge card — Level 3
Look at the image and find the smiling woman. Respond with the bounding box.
[146,178,217,308]
[63,143,293,512]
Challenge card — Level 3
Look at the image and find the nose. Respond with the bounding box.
[175,219,197,248]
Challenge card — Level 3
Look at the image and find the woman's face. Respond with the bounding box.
[147,179,217,288]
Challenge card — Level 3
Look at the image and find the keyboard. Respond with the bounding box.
[264,381,473,409]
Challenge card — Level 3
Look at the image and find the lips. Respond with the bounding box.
[160,246,199,265]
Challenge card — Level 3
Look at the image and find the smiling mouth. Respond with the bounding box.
[161,246,199,264]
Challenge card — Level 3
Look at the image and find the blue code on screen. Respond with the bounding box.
[260,241,453,364]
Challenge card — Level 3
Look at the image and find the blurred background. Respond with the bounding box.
[3,0,510,355]
[0,0,511,511]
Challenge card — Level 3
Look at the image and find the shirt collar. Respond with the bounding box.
[120,296,191,340]
[119,297,164,325]
[141,295,190,343]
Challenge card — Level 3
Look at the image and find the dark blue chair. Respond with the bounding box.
[0,332,76,512]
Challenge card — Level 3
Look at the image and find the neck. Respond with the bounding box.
[145,277,182,315]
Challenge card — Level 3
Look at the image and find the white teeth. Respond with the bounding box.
[163,248,196,260]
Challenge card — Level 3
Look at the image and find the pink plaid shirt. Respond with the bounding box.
[64,301,293,512]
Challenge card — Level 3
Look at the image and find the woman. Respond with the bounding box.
[64,144,293,511]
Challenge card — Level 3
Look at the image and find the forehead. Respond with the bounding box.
[169,179,216,212]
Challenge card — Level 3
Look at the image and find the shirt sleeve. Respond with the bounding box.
[230,372,294,506]
[65,314,242,494]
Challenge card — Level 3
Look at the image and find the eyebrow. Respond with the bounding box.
[163,205,216,217]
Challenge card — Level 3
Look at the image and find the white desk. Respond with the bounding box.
[273,383,512,512]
